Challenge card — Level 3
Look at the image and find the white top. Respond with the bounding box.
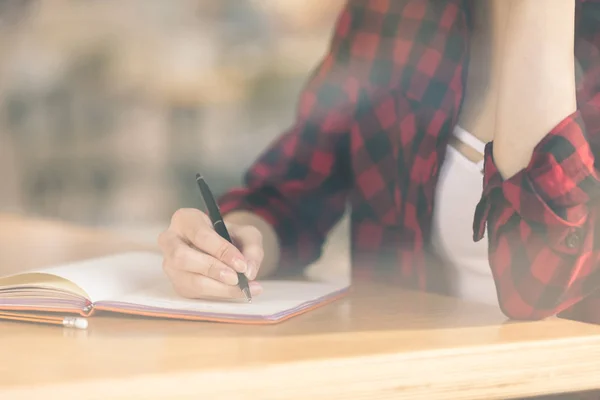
[430,126,499,307]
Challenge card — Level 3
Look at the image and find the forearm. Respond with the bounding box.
[493,0,577,179]
[224,211,281,278]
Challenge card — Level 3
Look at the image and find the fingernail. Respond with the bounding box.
[233,258,247,273]
[245,261,256,280]
[219,269,238,285]
[249,281,263,296]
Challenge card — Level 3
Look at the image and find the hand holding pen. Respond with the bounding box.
[157,177,263,301]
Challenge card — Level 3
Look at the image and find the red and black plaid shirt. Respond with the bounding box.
[220,0,600,323]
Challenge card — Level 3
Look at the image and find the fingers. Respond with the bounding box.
[229,224,264,280]
[170,208,247,274]
[160,230,264,299]
[159,208,267,301]
[166,269,263,300]
[159,231,239,285]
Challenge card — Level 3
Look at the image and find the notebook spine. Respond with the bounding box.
[82,303,95,317]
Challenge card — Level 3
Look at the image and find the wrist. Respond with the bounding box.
[499,1,576,80]
[500,0,576,82]
[505,0,575,40]
[508,0,575,18]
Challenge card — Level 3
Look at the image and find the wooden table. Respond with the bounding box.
[2,213,600,400]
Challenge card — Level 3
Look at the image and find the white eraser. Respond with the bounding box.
[74,318,88,330]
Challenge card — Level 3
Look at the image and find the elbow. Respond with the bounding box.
[490,241,591,322]
[498,302,555,322]
[495,288,564,322]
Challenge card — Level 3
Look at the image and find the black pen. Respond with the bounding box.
[195,174,252,302]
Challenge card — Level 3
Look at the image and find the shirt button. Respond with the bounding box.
[565,231,581,249]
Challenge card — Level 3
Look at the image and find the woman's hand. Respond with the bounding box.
[158,208,264,300]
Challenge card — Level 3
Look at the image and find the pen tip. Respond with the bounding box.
[195,173,202,181]
[242,287,252,303]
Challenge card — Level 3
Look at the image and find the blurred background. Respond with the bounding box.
[0,0,345,244]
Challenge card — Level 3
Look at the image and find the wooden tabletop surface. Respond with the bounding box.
[1,213,600,400]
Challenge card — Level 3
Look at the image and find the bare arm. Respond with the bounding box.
[471,0,600,320]
[493,0,577,179]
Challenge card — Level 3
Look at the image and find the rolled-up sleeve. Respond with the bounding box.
[473,109,600,320]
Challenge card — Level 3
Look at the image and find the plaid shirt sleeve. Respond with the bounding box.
[219,0,463,272]
[473,4,600,320]
[473,114,600,320]
[219,1,362,271]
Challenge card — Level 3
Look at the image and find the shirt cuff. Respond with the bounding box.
[219,188,279,228]
[473,111,600,252]
[219,188,322,274]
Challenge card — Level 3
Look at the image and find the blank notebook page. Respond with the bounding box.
[105,280,348,319]
[29,251,349,320]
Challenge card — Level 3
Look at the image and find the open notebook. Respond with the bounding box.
[0,252,349,324]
